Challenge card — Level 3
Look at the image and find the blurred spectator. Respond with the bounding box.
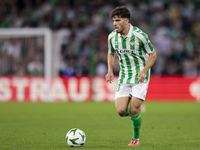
[153,24,173,57]
[27,54,44,75]
[75,56,89,76]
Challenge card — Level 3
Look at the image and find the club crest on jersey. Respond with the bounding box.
[115,49,134,54]
[130,41,134,46]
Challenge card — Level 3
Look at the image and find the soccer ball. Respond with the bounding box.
[66,128,86,147]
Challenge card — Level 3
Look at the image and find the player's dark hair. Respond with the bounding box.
[110,6,130,19]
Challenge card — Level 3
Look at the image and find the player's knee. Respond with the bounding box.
[129,108,139,116]
[116,108,126,116]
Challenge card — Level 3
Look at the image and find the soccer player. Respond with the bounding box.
[105,6,157,146]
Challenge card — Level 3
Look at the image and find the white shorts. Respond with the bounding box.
[115,82,149,101]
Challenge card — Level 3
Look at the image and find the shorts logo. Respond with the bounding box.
[116,84,121,92]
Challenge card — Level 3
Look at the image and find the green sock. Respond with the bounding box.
[130,112,141,140]
[121,107,141,139]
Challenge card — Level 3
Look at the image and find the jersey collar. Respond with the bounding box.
[118,23,133,38]
[127,23,133,38]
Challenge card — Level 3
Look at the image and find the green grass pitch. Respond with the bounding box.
[0,102,200,150]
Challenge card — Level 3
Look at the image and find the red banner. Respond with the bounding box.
[146,75,200,102]
[0,76,199,102]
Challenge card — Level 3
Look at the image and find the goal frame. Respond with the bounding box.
[0,28,52,80]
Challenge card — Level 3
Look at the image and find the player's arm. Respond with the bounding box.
[138,35,157,83]
[105,53,115,83]
[138,50,156,83]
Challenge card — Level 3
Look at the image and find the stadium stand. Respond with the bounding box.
[0,0,199,76]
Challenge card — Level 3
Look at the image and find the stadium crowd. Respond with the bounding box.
[0,0,200,76]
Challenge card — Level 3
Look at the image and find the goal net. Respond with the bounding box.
[0,28,52,79]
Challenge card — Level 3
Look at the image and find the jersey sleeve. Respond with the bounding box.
[141,35,154,54]
[108,34,115,54]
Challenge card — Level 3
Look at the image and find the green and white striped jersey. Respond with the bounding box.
[108,24,154,84]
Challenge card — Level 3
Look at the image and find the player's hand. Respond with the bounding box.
[137,71,146,83]
[105,72,114,83]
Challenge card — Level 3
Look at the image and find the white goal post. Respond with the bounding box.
[0,28,52,80]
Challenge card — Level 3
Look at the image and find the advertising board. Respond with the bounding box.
[0,76,199,102]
